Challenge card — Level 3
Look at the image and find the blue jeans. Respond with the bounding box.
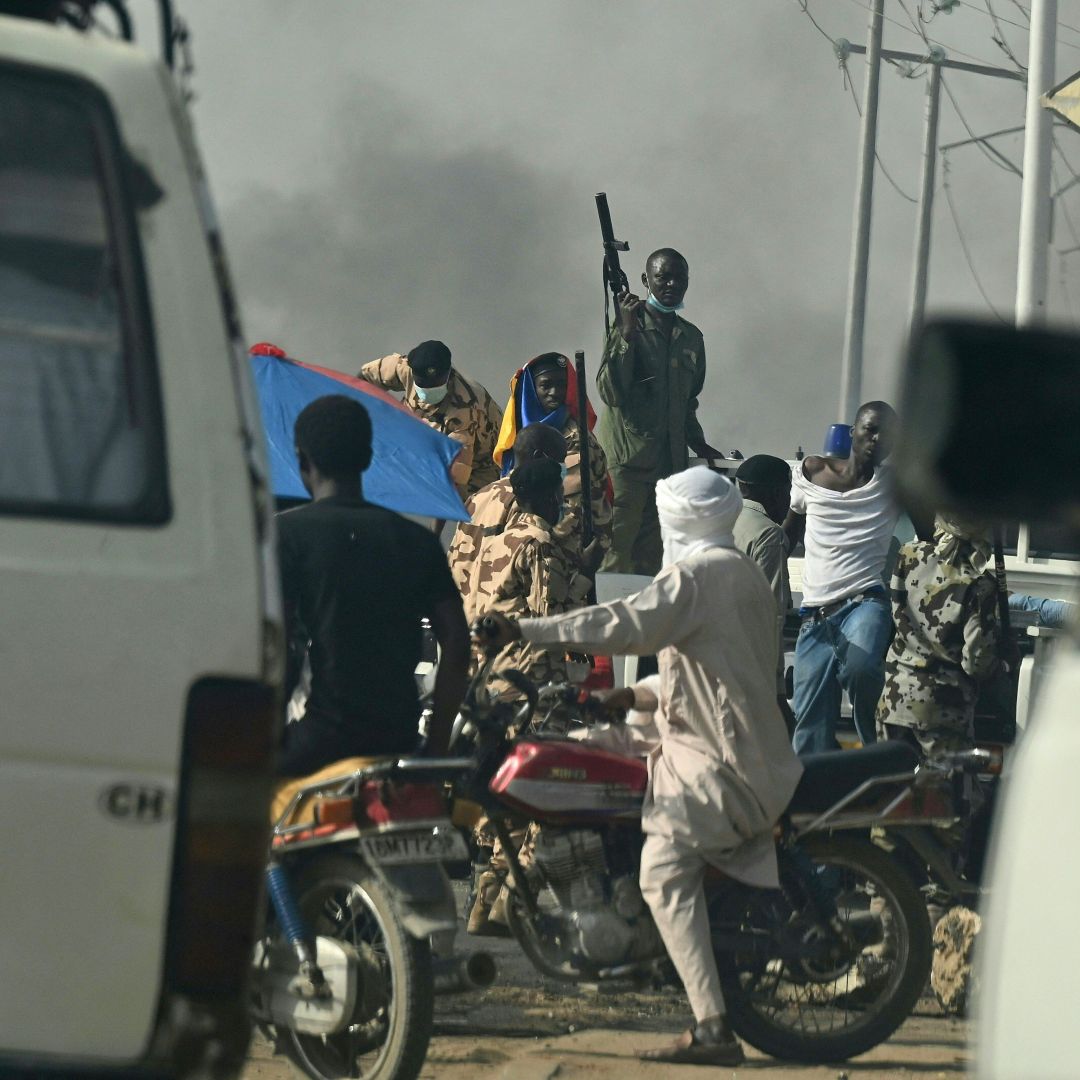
[791,592,892,754]
[1008,593,1075,629]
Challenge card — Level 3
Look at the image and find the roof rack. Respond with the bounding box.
[5,1,191,77]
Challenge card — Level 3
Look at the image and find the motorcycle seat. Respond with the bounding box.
[787,741,920,815]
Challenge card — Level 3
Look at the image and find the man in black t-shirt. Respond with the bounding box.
[276,394,469,776]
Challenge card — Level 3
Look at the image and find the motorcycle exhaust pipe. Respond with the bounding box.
[432,951,498,995]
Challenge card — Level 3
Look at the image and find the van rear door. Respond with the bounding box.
[0,19,277,1071]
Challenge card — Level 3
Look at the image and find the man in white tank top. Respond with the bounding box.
[783,402,899,753]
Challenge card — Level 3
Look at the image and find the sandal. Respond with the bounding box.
[639,1023,746,1067]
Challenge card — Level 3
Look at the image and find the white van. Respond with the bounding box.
[0,12,280,1077]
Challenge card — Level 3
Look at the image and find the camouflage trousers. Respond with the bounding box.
[878,719,973,760]
[470,817,540,929]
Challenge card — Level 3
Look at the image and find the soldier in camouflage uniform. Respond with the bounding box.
[449,422,604,608]
[469,458,596,692]
[466,458,595,935]
[357,340,502,498]
[876,515,1001,757]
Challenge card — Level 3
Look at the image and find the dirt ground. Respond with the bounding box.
[240,885,970,1080]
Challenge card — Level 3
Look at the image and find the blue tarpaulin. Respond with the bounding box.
[249,346,468,521]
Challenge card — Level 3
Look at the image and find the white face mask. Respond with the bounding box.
[414,382,448,405]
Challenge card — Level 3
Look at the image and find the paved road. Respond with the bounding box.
[244,1011,968,1079]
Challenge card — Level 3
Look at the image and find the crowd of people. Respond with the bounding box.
[270,245,1029,1067]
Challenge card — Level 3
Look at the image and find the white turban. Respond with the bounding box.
[655,466,743,569]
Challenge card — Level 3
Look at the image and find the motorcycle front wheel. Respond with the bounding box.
[276,853,434,1080]
[716,833,932,1063]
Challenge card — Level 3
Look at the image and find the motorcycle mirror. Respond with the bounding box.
[895,318,1080,526]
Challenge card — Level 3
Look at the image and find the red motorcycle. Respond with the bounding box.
[449,656,980,1064]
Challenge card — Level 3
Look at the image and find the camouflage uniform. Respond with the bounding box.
[876,539,1000,757]
[448,476,516,600]
[465,509,591,934]
[358,353,503,497]
[448,421,611,603]
[468,509,592,691]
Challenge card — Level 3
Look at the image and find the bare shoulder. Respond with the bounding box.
[801,455,830,479]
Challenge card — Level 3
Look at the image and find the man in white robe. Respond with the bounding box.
[481,467,804,1066]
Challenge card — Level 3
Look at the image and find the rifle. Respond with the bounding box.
[595,192,630,332]
[574,350,597,605]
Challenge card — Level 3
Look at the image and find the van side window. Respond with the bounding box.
[1027,521,1080,561]
[0,70,168,523]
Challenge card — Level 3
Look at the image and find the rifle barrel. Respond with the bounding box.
[574,350,595,549]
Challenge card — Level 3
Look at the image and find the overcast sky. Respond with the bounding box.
[178,0,1080,457]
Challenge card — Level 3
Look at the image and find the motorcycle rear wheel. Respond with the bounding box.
[276,853,433,1080]
[717,834,932,1063]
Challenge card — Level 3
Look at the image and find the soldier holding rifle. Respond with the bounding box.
[593,196,724,575]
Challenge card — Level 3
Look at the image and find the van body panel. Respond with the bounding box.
[976,649,1080,1079]
[0,18,272,1064]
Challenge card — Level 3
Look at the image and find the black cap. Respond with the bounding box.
[528,352,569,375]
[406,340,452,378]
[735,454,790,487]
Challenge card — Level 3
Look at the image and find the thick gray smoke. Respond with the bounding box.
[220,79,842,457]
[186,1,1080,458]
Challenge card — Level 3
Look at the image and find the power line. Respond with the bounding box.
[793,0,839,43]
[1050,154,1080,318]
[792,1,922,202]
[1053,134,1080,189]
[983,0,1028,69]
[840,54,920,201]
[836,0,1026,67]
[1052,156,1080,248]
[1059,250,1080,321]
[941,72,1024,174]
[1007,0,1080,41]
[960,0,1080,48]
[941,153,1011,321]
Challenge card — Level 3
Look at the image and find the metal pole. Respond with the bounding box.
[843,43,1024,82]
[1016,0,1057,327]
[909,62,942,337]
[839,0,884,422]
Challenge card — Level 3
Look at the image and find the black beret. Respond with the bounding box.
[735,454,790,487]
[528,352,569,374]
[406,340,452,374]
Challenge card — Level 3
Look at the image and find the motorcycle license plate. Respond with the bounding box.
[359,827,468,865]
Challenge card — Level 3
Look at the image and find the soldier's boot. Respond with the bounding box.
[466,869,511,938]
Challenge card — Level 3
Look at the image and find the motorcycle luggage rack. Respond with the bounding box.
[790,768,958,834]
[272,756,475,835]
[271,821,360,849]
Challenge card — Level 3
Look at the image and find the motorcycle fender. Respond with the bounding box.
[370,863,458,938]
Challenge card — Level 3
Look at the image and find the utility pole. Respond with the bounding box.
[840,39,1021,353]
[1016,0,1057,327]
[838,0,884,423]
[909,59,943,338]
